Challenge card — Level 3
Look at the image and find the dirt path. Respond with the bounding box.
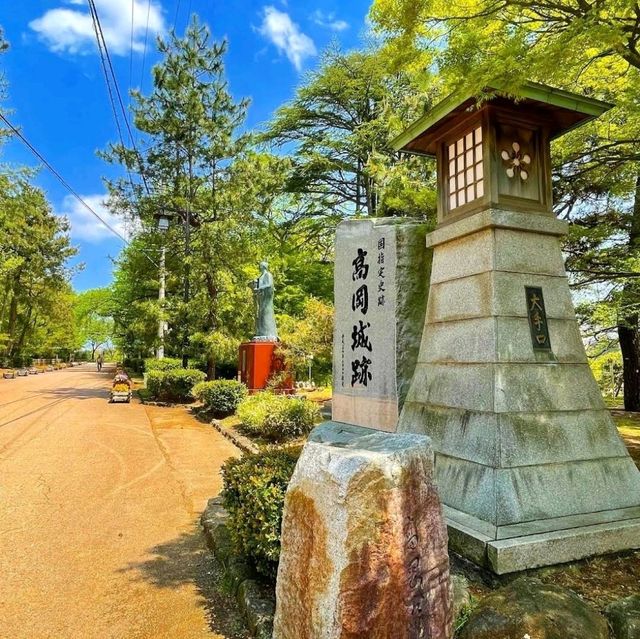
[0,365,247,639]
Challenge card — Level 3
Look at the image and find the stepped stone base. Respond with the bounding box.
[445,505,640,574]
[400,209,640,573]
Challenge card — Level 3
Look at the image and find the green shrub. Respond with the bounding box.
[146,368,206,401]
[222,447,301,579]
[144,357,183,372]
[236,392,320,441]
[193,380,247,416]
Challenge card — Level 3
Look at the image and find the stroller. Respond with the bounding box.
[110,368,132,403]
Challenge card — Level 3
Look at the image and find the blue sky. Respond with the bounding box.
[0,0,371,290]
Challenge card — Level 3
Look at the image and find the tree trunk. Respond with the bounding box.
[618,173,640,411]
[204,271,217,381]
[619,318,640,410]
[14,307,34,356]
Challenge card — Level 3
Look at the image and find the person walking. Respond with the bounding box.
[96,354,103,372]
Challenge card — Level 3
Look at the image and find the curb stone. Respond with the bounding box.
[210,419,259,454]
[201,497,275,639]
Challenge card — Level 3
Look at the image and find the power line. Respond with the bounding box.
[129,0,134,102]
[88,0,150,194]
[0,113,129,245]
[0,113,159,269]
[173,0,181,33]
[87,0,138,201]
[140,0,152,91]
[87,0,126,152]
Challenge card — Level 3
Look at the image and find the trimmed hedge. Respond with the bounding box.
[193,379,248,416]
[144,357,183,372]
[221,447,301,579]
[146,368,206,401]
[236,392,320,441]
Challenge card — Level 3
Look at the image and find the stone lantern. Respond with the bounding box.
[392,82,640,574]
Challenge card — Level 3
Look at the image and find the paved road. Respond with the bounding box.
[0,365,246,639]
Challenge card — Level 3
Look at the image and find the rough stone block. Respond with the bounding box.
[427,272,493,323]
[459,577,609,638]
[493,362,605,412]
[487,518,640,574]
[493,270,576,319]
[273,421,453,639]
[237,579,275,639]
[495,316,587,363]
[498,409,629,467]
[605,595,640,639]
[407,362,495,412]
[493,457,640,525]
[418,317,497,363]
[401,402,499,467]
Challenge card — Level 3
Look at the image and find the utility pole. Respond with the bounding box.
[182,205,191,368]
[157,245,166,359]
[182,152,194,369]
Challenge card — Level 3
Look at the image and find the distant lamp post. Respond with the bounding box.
[154,210,172,360]
[306,354,314,385]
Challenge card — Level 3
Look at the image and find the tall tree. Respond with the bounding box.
[74,288,114,360]
[0,174,77,364]
[263,46,436,219]
[102,17,252,373]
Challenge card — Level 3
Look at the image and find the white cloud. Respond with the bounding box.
[58,194,132,243]
[310,10,349,32]
[29,0,164,56]
[258,6,317,71]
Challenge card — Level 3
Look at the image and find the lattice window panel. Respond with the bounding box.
[447,127,484,210]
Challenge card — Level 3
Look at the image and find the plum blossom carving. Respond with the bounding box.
[501,142,531,181]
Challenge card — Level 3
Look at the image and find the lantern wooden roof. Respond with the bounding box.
[392,82,613,157]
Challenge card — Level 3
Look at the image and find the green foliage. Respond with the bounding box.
[0,172,78,365]
[263,46,437,219]
[370,0,640,409]
[454,596,478,636]
[221,447,301,579]
[146,368,206,401]
[144,357,183,372]
[193,379,247,416]
[74,288,114,359]
[278,297,334,382]
[236,392,320,441]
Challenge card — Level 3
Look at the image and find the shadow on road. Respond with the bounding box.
[48,387,109,400]
[117,523,249,638]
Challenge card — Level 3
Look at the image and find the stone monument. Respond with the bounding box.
[273,222,453,638]
[392,82,640,573]
[332,218,430,431]
[238,261,288,392]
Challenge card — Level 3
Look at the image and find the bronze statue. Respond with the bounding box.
[249,261,278,341]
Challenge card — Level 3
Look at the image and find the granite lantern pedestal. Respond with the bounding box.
[392,82,640,574]
[273,219,453,638]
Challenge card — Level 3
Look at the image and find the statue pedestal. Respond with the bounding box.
[239,341,276,392]
[238,340,293,393]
